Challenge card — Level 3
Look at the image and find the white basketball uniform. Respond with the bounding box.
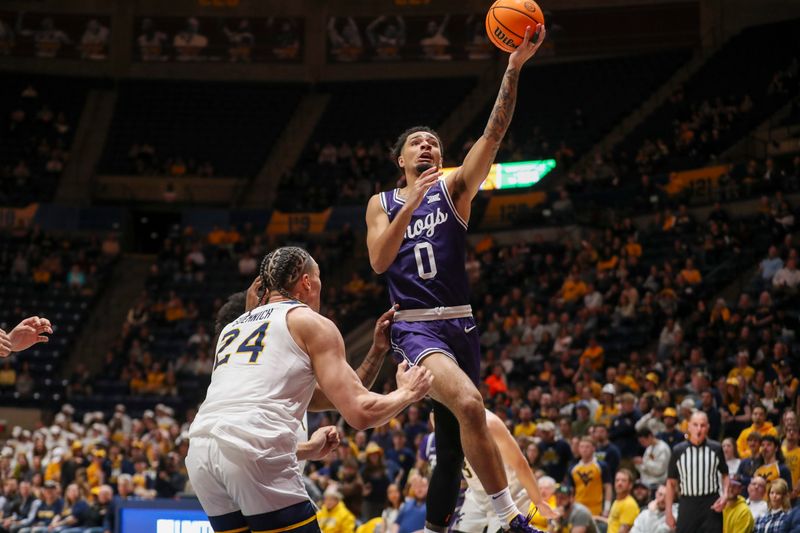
[451,415,529,533]
[187,301,316,517]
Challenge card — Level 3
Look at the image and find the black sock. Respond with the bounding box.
[426,400,464,529]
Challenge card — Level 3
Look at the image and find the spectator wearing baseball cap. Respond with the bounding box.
[572,401,593,438]
[538,421,573,483]
[723,478,754,533]
[656,407,685,448]
[595,384,619,427]
[554,484,599,533]
[362,442,391,521]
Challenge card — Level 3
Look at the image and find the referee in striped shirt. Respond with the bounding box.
[665,411,728,532]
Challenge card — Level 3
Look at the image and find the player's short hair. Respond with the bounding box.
[259,247,314,301]
[215,292,246,337]
[390,126,443,167]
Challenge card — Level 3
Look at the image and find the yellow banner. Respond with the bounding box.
[665,165,731,195]
[267,209,332,235]
[483,192,546,227]
[0,204,39,229]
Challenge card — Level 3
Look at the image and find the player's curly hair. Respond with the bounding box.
[214,291,246,338]
[390,125,443,168]
[259,247,314,301]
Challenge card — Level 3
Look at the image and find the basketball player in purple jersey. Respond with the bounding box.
[366,24,552,533]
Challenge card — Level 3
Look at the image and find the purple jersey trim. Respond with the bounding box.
[438,178,468,230]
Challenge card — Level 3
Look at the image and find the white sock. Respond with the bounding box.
[489,487,519,525]
[423,528,440,533]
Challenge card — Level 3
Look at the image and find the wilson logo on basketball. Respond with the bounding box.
[493,27,517,49]
[524,1,537,12]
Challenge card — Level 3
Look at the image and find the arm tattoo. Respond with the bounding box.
[355,346,386,389]
[484,67,520,143]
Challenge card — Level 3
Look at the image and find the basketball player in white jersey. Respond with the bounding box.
[187,247,433,533]
[452,410,557,533]
[212,279,400,476]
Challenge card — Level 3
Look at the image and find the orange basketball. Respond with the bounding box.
[485,0,545,53]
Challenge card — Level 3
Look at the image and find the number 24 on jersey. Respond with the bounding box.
[213,322,270,370]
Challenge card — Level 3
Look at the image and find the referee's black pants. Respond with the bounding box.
[677,494,722,533]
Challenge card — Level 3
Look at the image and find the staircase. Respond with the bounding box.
[570,41,729,174]
[65,254,152,377]
[241,92,330,208]
[723,100,799,160]
[55,89,117,206]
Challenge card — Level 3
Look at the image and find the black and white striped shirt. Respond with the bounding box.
[668,438,728,497]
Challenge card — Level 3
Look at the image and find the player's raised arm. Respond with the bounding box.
[366,166,442,273]
[289,307,432,430]
[446,24,546,210]
[485,411,559,520]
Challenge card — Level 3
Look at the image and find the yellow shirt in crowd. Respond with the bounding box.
[608,495,639,533]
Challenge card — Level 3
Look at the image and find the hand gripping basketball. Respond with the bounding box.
[509,23,546,69]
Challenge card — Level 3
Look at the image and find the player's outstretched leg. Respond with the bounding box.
[422,354,542,533]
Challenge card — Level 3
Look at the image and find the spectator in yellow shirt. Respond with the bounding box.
[0,361,16,388]
[728,351,755,383]
[318,485,356,533]
[87,449,107,488]
[679,258,702,285]
[737,404,778,458]
[513,406,537,438]
[624,235,642,259]
[561,272,588,303]
[207,226,226,245]
[580,337,605,372]
[608,469,639,533]
[595,384,619,427]
[44,447,64,483]
[722,478,754,533]
[596,247,619,272]
[710,298,731,325]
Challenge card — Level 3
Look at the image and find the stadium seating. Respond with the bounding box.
[0,76,91,206]
[99,81,304,177]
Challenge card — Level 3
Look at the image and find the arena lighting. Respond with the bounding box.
[440,159,556,190]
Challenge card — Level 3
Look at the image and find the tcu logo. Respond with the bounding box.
[493,27,517,49]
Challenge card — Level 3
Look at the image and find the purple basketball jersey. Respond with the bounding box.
[380,179,469,309]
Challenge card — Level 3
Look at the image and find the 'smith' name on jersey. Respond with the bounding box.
[405,207,448,239]
[380,180,470,310]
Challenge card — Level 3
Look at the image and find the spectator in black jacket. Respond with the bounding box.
[83,484,114,533]
[0,480,35,533]
[0,479,19,521]
[611,393,642,458]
